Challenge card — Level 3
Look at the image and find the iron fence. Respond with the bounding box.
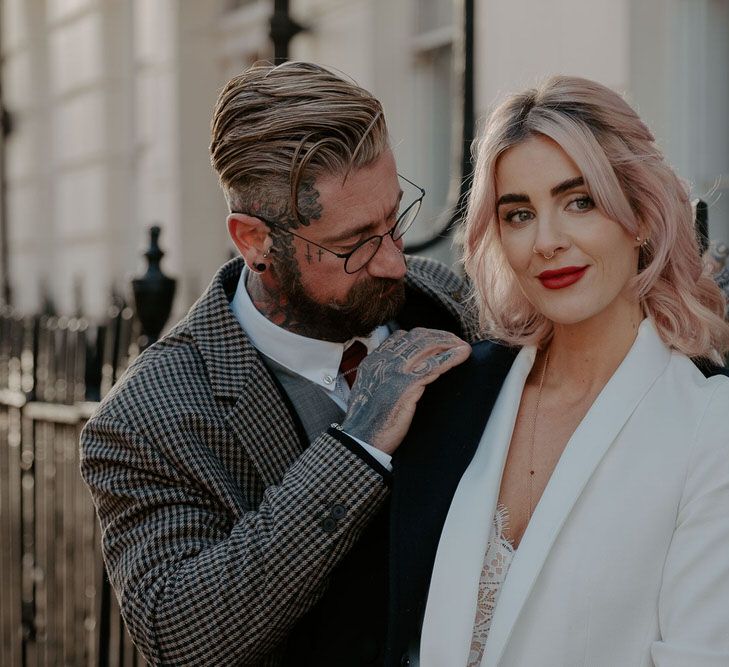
[0,304,146,666]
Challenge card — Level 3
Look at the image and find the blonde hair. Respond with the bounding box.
[210,61,389,226]
[462,75,729,361]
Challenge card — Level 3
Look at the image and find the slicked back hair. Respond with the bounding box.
[210,61,389,228]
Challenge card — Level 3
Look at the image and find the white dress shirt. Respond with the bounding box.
[230,266,393,471]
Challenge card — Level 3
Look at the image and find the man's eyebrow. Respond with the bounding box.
[496,177,586,209]
[551,176,585,196]
[322,190,403,244]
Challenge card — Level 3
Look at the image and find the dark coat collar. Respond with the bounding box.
[386,341,517,664]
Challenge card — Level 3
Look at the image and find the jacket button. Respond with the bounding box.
[320,516,338,533]
[400,654,410,666]
[330,503,347,520]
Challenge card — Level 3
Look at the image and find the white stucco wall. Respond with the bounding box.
[2,0,727,318]
[474,0,630,113]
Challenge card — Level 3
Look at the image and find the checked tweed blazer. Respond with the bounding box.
[80,255,477,666]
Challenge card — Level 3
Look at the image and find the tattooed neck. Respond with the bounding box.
[246,269,317,336]
[252,187,318,334]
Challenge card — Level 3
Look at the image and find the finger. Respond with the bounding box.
[409,327,468,348]
[385,330,468,362]
[407,344,471,377]
[438,344,472,370]
[403,330,470,359]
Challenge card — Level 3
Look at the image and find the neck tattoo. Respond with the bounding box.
[527,348,550,522]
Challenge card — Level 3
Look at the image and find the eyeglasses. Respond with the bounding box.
[255,174,425,274]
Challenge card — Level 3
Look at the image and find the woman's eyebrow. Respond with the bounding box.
[550,176,585,197]
[496,177,586,209]
[496,193,530,208]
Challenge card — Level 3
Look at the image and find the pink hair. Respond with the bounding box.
[462,75,729,361]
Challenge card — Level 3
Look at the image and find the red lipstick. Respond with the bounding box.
[538,265,588,290]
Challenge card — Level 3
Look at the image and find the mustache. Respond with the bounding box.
[331,278,403,311]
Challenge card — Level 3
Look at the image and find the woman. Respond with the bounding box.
[388,76,729,667]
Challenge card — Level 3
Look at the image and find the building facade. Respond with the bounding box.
[2,0,728,320]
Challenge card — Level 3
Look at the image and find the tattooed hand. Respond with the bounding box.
[341,328,471,454]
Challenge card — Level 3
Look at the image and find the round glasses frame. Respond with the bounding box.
[256,173,425,274]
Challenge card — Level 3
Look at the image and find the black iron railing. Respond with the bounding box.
[0,227,175,666]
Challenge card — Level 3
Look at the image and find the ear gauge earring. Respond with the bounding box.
[253,252,270,272]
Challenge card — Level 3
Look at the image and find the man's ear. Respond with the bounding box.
[227,213,272,268]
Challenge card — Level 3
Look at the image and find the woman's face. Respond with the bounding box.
[495,134,640,328]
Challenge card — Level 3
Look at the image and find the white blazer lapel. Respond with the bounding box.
[482,320,672,667]
[419,347,536,667]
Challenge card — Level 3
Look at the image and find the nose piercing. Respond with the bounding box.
[533,248,555,260]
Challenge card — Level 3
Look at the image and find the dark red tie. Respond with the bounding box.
[339,341,368,388]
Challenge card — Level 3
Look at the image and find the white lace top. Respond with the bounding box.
[467,504,516,667]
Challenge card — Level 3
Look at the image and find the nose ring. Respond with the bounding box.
[533,248,555,260]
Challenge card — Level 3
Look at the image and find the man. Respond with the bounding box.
[80,61,478,665]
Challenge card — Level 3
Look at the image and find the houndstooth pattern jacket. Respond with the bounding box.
[80,255,478,666]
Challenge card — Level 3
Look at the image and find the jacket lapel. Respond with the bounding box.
[482,320,671,667]
[401,257,480,342]
[223,368,305,488]
[187,258,304,488]
[387,342,517,664]
[418,346,534,666]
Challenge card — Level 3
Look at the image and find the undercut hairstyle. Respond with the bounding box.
[209,61,389,228]
[462,75,729,361]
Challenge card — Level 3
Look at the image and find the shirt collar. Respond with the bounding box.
[230,266,389,389]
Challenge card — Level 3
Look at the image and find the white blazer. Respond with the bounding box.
[420,319,729,667]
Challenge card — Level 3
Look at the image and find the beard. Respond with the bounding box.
[274,260,406,343]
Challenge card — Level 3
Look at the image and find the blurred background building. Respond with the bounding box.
[1,0,728,321]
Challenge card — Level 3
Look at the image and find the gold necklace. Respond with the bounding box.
[527,348,550,521]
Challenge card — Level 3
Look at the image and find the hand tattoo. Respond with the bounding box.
[341,329,470,448]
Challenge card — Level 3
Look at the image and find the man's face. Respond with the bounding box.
[269,149,408,342]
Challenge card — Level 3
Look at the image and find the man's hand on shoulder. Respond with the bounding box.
[341,328,471,455]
